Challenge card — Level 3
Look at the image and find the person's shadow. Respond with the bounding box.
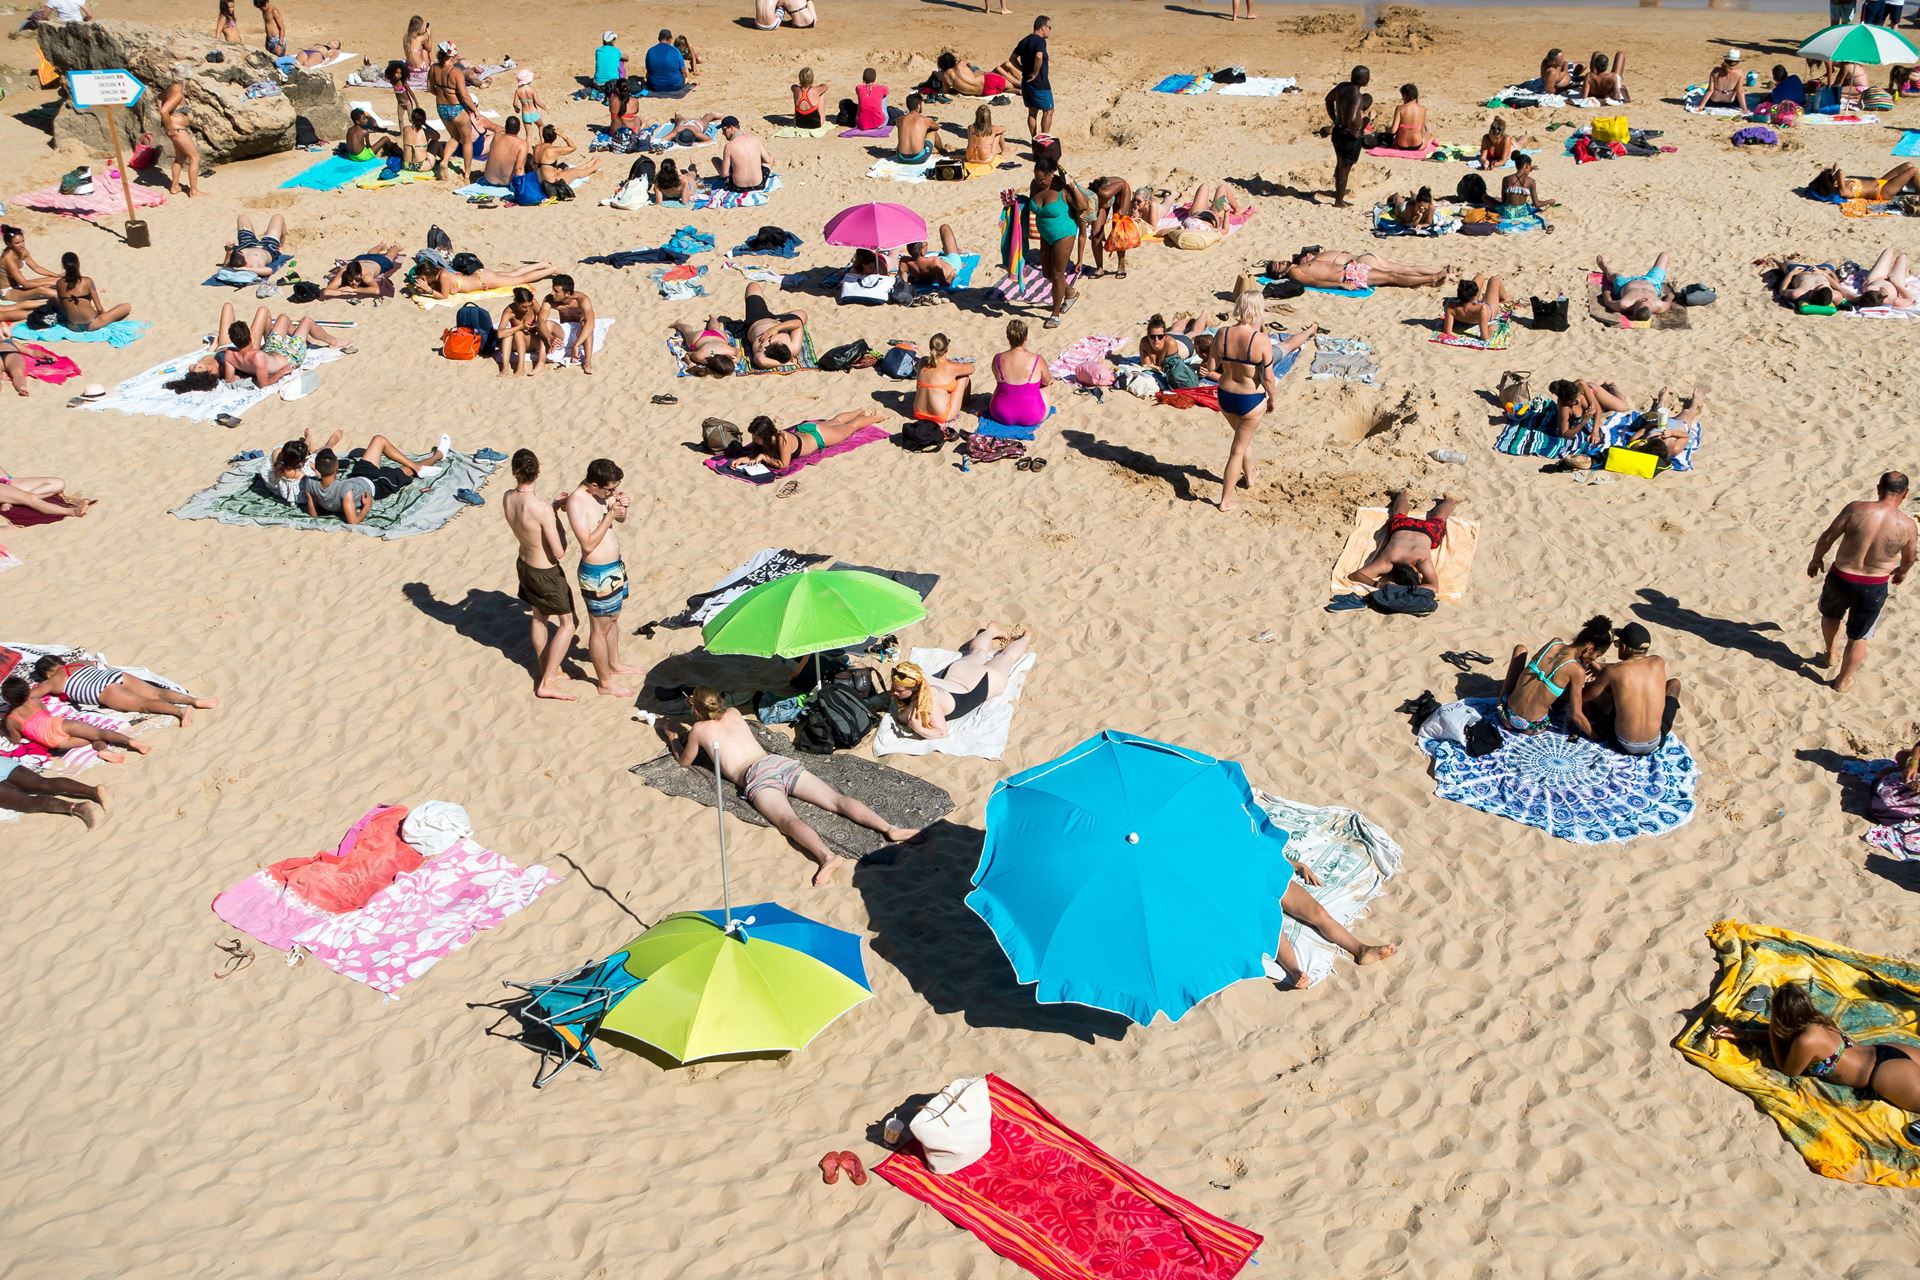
[402,582,567,674]
[1059,428,1207,504]
[852,822,1133,1042]
[1632,587,1813,678]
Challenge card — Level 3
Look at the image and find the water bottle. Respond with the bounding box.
[1430,449,1467,464]
[1746,70,1758,87]
[959,454,972,473]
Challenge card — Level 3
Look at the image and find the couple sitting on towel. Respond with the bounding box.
[260,427,452,524]
[1496,613,1683,755]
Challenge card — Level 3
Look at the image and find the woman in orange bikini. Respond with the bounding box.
[912,332,972,424]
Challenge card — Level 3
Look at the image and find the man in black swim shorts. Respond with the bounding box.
[1808,469,1918,693]
[1325,64,1372,209]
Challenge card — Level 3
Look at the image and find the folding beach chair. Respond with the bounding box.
[501,949,642,1087]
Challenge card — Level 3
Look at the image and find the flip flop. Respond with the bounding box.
[818,1152,843,1185]
[651,393,678,405]
[775,479,800,498]
[838,1151,867,1187]
[214,937,254,980]
[455,488,485,505]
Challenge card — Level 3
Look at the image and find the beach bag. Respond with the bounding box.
[1032,134,1060,163]
[1123,369,1161,399]
[1169,227,1220,250]
[440,326,484,360]
[876,343,918,379]
[510,171,547,205]
[836,97,858,127]
[1163,356,1202,389]
[964,435,1026,463]
[1075,360,1114,387]
[701,417,742,453]
[1767,100,1802,127]
[930,158,967,182]
[1212,66,1247,85]
[1591,115,1630,145]
[793,683,874,754]
[898,419,951,452]
[1678,283,1716,307]
[128,133,160,169]
[450,251,485,275]
[58,165,93,196]
[1603,445,1660,479]
[289,281,323,304]
[1367,585,1439,617]
[607,176,650,210]
[838,273,892,305]
[426,224,453,253]
[909,1077,993,1175]
[817,338,871,372]
[1530,295,1569,332]
[24,302,58,330]
[1496,369,1533,410]
[1104,214,1142,252]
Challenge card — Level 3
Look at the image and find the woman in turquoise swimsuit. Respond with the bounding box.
[728,410,885,473]
[1028,157,1089,329]
[1495,615,1612,736]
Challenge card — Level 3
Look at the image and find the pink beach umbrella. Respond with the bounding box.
[823,202,928,251]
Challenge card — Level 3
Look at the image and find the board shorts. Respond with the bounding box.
[1387,513,1446,546]
[579,557,629,617]
[1819,567,1890,641]
[235,227,282,259]
[517,559,575,618]
[742,753,808,799]
[1332,127,1363,165]
[983,72,1007,96]
[1022,86,1053,112]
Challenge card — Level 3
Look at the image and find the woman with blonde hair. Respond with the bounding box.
[1206,290,1278,512]
[965,104,1006,173]
[402,15,431,77]
[912,333,973,424]
[792,66,826,129]
[888,626,1034,739]
[160,65,201,198]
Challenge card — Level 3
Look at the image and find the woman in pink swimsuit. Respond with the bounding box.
[985,318,1052,426]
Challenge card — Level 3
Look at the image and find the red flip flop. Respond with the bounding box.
[818,1152,843,1185]
[838,1151,867,1186]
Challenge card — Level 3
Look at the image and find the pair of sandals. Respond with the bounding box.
[1013,456,1049,472]
[818,1150,869,1185]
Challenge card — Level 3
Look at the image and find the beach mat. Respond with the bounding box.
[873,647,1035,759]
[1329,506,1480,602]
[1586,271,1691,330]
[1366,140,1440,159]
[867,154,937,183]
[82,348,341,422]
[279,154,383,191]
[1256,790,1402,990]
[1896,130,1920,158]
[1674,920,1920,1187]
[28,319,148,347]
[628,720,953,858]
[174,449,498,538]
[875,1075,1264,1280]
[17,343,79,384]
[1429,312,1513,350]
[838,126,893,138]
[13,171,166,217]
[2,496,77,527]
[704,425,888,484]
[691,174,784,210]
[1307,336,1379,385]
[1494,407,1704,473]
[410,284,517,310]
[1419,697,1697,843]
[657,548,832,629]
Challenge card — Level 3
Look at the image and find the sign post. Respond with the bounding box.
[66,69,150,248]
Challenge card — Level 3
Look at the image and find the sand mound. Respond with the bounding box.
[1353,5,1441,53]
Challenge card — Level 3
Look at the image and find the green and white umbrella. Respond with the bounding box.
[1798,22,1919,67]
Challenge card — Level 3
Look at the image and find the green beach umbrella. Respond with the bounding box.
[700,567,926,683]
[1798,22,1919,67]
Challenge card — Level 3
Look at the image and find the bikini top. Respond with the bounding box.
[993,350,1043,385]
[1218,325,1269,375]
[1803,1033,1852,1080]
[1525,641,1578,698]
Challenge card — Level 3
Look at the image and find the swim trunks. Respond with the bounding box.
[236,227,283,259]
[898,143,932,164]
[1022,86,1054,112]
[516,559,575,618]
[579,557,629,617]
[1614,266,1667,295]
[1819,567,1891,641]
[1342,261,1372,289]
[742,753,808,799]
[983,71,1007,96]
[744,291,773,327]
[261,331,308,365]
[1387,512,1446,546]
[266,35,286,55]
[1331,126,1363,165]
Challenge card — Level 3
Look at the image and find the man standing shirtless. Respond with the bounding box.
[254,0,285,54]
[1808,470,1917,692]
[1325,65,1372,209]
[504,449,577,701]
[1351,490,1460,589]
[666,687,921,886]
[566,458,639,697]
[538,274,597,374]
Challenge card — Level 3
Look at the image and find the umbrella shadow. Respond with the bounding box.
[853,820,1133,1043]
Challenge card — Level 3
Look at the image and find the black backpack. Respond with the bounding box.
[451,251,485,275]
[1530,295,1570,332]
[817,338,871,371]
[897,420,950,452]
[793,683,875,754]
[426,224,452,253]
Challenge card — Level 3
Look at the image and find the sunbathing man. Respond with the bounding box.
[536,274,598,374]
[1811,162,1920,202]
[1595,252,1674,320]
[893,94,952,162]
[1273,248,1446,291]
[503,448,577,701]
[301,436,450,525]
[1349,491,1460,590]
[742,281,807,368]
[1581,621,1681,755]
[0,762,104,829]
[671,317,740,376]
[0,462,92,516]
[215,301,342,388]
[219,213,288,279]
[1620,386,1704,461]
[934,50,1021,97]
[1807,470,1917,692]
[1266,857,1399,989]
[897,225,971,290]
[1441,275,1505,340]
[668,687,920,886]
[263,429,444,505]
[29,656,217,726]
[1539,48,1577,97]
[2,677,148,762]
[887,625,1033,739]
[318,243,405,299]
[711,117,774,191]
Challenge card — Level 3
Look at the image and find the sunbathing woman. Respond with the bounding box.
[413,258,556,299]
[966,105,1007,172]
[887,625,1034,739]
[1586,50,1628,101]
[725,410,885,472]
[215,0,240,42]
[54,253,133,332]
[1621,386,1704,462]
[0,322,33,398]
[912,332,973,425]
[1701,52,1745,108]
[1268,862,1399,989]
[1275,248,1447,291]
[1140,313,1208,369]
[985,318,1052,426]
[1710,982,1920,1113]
[161,68,201,198]
[743,281,807,368]
[1172,180,1251,231]
[671,317,739,376]
[1812,162,1920,202]
[1,678,148,763]
[0,462,92,514]
[1854,247,1920,309]
[30,656,216,725]
[1442,275,1506,340]
[1545,378,1631,447]
[1496,614,1613,736]
[1387,185,1436,229]
[319,244,405,299]
[792,67,828,128]
[1774,258,1853,308]
[2,225,59,303]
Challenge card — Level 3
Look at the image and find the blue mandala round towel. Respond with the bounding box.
[1421,698,1698,844]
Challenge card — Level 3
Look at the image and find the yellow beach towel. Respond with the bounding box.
[1674,920,1920,1187]
[410,285,518,311]
[1330,507,1479,602]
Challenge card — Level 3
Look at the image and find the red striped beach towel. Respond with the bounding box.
[874,1075,1262,1280]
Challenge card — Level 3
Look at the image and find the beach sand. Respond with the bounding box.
[3,0,1920,1275]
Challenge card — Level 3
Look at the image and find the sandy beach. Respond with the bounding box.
[3,0,1920,1274]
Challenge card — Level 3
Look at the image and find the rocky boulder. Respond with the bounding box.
[36,19,349,162]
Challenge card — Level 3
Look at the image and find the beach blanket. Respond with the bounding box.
[547,318,614,366]
[352,166,439,189]
[691,174,784,210]
[838,126,894,139]
[876,1075,1264,1280]
[1429,311,1513,350]
[667,318,818,376]
[1216,75,1297,97]
[974,406,1053,441]
[866,154,939,183]
[989,263,1078,305]
[1048,335,1125,380]
[1586,272,1690,330]
[659,548,830,628]
[1372,203,1461,237]
[1150,73,1211,95]
[1497,208,1548,234]
[279,154,383,191]
[1896,130,1920,158]
[16,343,79,384]
[0,548,19,575]
[1845,274,1920,319]
[453,181,513,199]
[655,263,708,299]
[731,230,802,259]
[1419,698,1697,843]
[1149,206,1254,245]
[1674,920,1920,1187]
[704,425,888,484]
[212,804,560,997]
[1365,140,1441,159]
[1855,759,1920,859]
[583,226,716,266]
[27,319,148,348]
[630,720,953,858]
[81,347,342,423]
[776,122,831,139]
[1494,406,1704,473]
[3,496,77,527]
[1682,86,1747,117]
[1255,791,1402,990]
[1307,336,1379,385]
[174,448,497,538]
[873,647,1035,759]
[12,171,166,216]
[410,284,517,311]
[1330,507,1480,602]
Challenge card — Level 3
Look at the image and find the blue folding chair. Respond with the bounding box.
[502,949,643,1087]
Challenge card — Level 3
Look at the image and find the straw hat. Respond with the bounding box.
[80,383,106,400]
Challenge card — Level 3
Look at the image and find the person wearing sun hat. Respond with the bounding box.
[512,67,543,129]
[1702,48,1745,108]
[594,31,628,129]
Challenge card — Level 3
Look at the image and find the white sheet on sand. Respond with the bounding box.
[866,155,937,183]
[0,642,186,821]
[873,646,1035,759]
[1254,790,1402,990]
[546,318,614,366]
[1846,275,1920,319]
[79,348,344,423]
[1214,76,1297,97]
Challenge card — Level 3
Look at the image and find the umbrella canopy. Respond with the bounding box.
[965,730,1296,1026]
[824,201,929,251]
[598,903,873,1062]
[701,567,926,658]
[1798,22,1918,66]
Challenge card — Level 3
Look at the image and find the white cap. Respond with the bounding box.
[603,30,618,43]
[1725,48,1743,62]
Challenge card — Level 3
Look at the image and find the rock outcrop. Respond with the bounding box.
[36,20,349,162]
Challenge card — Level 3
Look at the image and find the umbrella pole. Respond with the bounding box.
[814,650,823,692]
[713,752,732,930]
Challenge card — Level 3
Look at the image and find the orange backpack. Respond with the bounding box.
[441,327,483,360]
